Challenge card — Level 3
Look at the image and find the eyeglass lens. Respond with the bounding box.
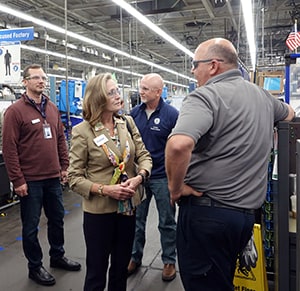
[107,88,120,97]
[191,59,224,69]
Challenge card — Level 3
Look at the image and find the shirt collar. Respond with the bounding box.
[205,69,242,86]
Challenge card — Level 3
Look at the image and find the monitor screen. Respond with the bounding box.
[263,77,282,91]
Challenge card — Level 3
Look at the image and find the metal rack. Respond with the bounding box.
[273,53,300,291]
[0,151,14,209]
[296,140,300,291]
[0,85,17,210]
[276,121,294,291]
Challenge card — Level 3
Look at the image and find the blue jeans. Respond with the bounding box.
[177,197,255,291]
[20,178,65,270]
[131,177,176,264]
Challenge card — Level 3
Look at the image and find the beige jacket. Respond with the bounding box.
[68,115,152,214]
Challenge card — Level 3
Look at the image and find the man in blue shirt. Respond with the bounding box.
[128,73,178,281]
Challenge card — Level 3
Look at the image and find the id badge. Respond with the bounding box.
[43,123,52,139]
[93,134,108,146]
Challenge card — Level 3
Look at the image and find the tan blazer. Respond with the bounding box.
[68,115,152,214]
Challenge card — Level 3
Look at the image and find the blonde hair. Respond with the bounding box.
[82,73,115,126]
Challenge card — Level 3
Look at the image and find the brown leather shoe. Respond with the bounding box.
[162,263,176,281]
[127,260,141,276]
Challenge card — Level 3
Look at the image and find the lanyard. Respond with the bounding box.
[26,94,47,119]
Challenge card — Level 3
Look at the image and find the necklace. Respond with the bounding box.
[105,122,115,137]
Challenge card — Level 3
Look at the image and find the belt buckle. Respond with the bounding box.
[199,196,211,205]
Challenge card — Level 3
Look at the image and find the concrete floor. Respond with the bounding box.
[0,187,276,291]
[0,188,184,291]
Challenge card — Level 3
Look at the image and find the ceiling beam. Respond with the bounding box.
[201,0,215,19]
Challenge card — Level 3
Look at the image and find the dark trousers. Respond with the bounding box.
[83,211,136,291]
[5,63,10,75]
[177,197,255,291]
[20,178,65,270]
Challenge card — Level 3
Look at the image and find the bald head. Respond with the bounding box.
[139,73,164,109]
[195,38,238,68]
[191,38,239,86]
[142,73,164,90]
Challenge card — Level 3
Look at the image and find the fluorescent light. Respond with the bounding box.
[21,44,143,76]
[21,44,189,88]
[102,53,112,60]
[165,80,189,88]
[111,0,194,58]
[241,0,256,68]
[48,73,83,81]
[0,3,196,83]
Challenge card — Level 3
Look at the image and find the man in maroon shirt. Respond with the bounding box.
[2,64,81,286]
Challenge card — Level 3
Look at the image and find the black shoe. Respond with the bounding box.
[50,256,81,271]
[29,266,56,286]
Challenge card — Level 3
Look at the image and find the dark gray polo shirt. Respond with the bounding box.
[170,69,289,209]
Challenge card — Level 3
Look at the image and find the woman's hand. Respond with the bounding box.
[103,184,136,201]
[121,175,142,191]
[92,175,143,201]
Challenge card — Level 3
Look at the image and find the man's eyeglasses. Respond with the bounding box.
[107,88,121,98]
[25,75,48,82]
[191,59,224,70]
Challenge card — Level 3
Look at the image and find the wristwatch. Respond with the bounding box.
[97,184,105,196]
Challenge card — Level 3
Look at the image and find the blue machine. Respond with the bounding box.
[57,79,86,143]
[57,79,86,116]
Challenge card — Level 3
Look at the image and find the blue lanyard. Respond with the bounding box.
[26,94,47,119]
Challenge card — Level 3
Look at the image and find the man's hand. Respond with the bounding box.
[15,183,28,197]
[60,170,68,184]
[170,184,203,206]
[165,134,196,205]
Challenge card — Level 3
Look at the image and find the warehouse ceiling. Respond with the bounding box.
[1,0,300,87]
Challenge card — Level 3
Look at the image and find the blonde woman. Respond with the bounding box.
[68,73,152,291]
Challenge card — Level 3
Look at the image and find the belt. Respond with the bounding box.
[180,196,255,215]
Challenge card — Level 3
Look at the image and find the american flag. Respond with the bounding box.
[286,31,300,51]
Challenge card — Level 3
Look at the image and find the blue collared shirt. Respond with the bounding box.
[131,98,178,179]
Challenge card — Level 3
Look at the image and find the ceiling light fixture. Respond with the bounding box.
[48,73,83,81]
[21,44,189,89]
[22,44,142,76]
[0,3,195,84]
[111,0,194,58]
[240,0,256,69]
